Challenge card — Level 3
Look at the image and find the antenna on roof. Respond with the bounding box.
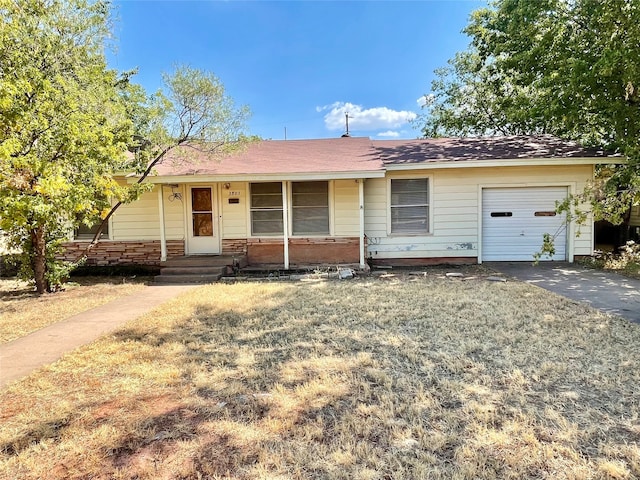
[284,127,287,141]
[341,112,351,137]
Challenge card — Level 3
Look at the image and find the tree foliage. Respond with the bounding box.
[0,0,137,292]
[423,0,640,149]
[89,66,253,248]
[0,0,251,293]
[421,0,640,225]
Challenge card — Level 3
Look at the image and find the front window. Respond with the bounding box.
[292,181,329,235]
[250,182,283,235]
[390,178,429,234]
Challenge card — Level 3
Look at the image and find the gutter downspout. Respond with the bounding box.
[282,181,290,269]
[358,179,365,269]
[158,185,167,262]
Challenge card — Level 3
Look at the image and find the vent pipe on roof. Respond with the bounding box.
[341,112,351,137]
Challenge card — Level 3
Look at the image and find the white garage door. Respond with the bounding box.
[482,187,568,261]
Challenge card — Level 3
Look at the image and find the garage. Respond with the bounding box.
[482,187,568,261]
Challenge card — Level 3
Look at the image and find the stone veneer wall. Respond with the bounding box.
[60,240,185,266]
[222,239,248,256]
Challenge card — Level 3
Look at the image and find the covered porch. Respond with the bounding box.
[153,178,371,271]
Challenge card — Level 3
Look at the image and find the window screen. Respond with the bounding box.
[292,181,329,235]
[390,178,429,233]
[250,182,283,235]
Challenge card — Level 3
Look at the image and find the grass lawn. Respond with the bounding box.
[0,277,149,343]
[1,272,639,479]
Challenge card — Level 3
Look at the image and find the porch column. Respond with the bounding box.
[358,179,366,269]
[158,185,167,262]
[282,181,290,269]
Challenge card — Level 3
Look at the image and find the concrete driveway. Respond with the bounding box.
[486,262,640,323]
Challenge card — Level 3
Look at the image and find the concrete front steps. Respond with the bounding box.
[154,255,247,284]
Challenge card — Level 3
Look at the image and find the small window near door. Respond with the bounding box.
[251,182,283,235]
[292,181,329,235]
[534,211,557,217]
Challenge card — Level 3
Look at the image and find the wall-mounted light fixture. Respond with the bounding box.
[167,184,182,202]
[223,183,231,190]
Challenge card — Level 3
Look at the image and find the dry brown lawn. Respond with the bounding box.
[0,277,148,343]
[1,271,639,479]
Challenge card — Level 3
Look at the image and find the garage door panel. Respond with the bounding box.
[482,187,567,261]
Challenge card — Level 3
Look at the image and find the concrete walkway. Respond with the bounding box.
[0,284,196,388]
[487,262,640,323]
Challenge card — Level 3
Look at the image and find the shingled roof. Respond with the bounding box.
[154,137,384,177]
[371,135,617,165]
[151,135,617,179]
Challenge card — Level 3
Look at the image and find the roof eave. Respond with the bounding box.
[384,156,624,171]
[130,169,386,184]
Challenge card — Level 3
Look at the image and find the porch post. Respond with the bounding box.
[358,179,366,269]
[158,185,167,262]
[282,181,290,269]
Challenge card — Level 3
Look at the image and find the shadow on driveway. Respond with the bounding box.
[486,262,640,323]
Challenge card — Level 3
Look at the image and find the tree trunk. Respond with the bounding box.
[31,226,48,294]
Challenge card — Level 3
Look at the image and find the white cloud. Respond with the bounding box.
[416,94,434,108]
[377,130,400,138]
[317,102,417,132]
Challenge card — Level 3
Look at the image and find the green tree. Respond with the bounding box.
[0,0,252,293]
[421,0,640,223]
[0,0,136,293]
[88,65,252,248]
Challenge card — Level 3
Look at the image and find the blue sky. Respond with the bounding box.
[108,1,486,140]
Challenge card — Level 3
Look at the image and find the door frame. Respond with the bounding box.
[185,184,221,255]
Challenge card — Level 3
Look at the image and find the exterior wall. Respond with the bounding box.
[222,238,248,255]
[111,184,185,241]
[221,182,248,239]
[246,237,360,265]
[60,240,184,266]
[75,180,363,267]
[333,180,360,236]
[364,164,594,262]
[69,165,594,267]
[630,205,640,227]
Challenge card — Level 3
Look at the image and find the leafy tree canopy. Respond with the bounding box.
[420,0,640,225]
[0,0,251,293]
[423,0,640,150]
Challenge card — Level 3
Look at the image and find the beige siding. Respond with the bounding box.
[163,185,186,240]
[364,165,594,261]
[630,205,640,227]
[333,180,360,236]
[111,187,161,241]
[111,184,185,241]
[221,182,248,238]
[364,178,387,236]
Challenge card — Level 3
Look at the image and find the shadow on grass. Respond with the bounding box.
[2,278,640,479]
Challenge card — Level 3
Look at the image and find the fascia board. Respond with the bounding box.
[128,170,386,184]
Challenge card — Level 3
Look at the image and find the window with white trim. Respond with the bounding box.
[390,178,429,234]
[250,182,283,235]
[292,181,329,235]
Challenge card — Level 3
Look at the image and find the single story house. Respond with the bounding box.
[61,135,617,273]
